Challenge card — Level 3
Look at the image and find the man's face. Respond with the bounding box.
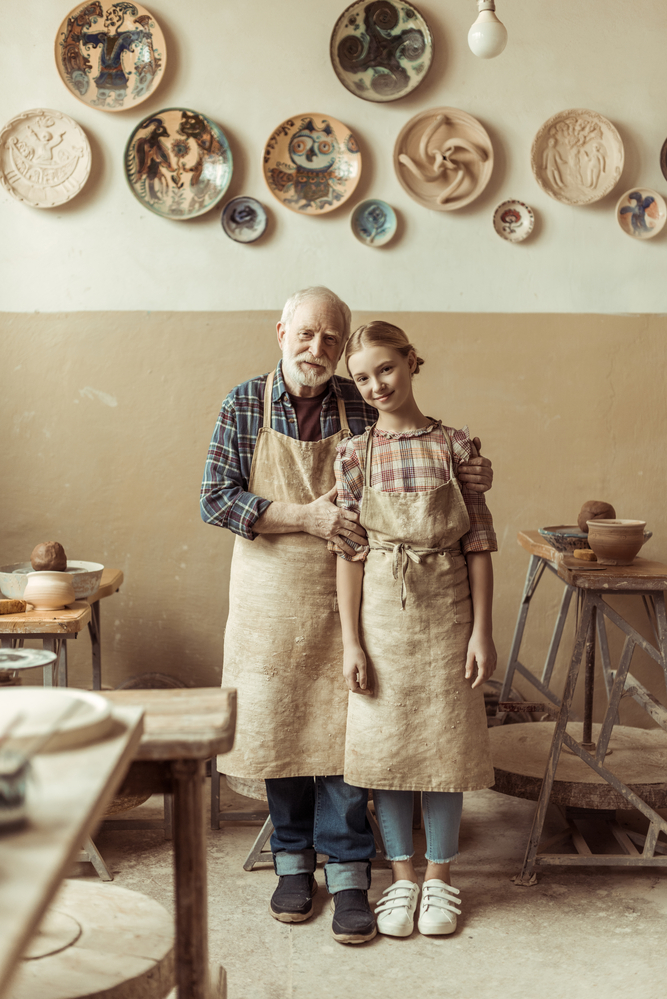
[277,299,346,389]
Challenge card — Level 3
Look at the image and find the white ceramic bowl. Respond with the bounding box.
[0,561,104,600]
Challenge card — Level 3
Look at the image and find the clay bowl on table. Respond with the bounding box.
[586,519,649,565]
[0,561,104,600]
[538,526,591,554]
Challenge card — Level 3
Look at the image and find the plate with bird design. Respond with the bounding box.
[330,0,433,103]
[124,108,233,220]
[55,1,166,112]
[615,188,666,240]
[263,114,362,215]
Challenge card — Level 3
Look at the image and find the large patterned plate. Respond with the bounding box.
[263,114,361,215]
[0,109,91,208]
[531,109,624,206]
[330,0,433,103]
[55,1,166,112]
[124,108,233,220]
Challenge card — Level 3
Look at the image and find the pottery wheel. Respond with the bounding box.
[10,880,174,999]
[23,911,82,960]
[490,722,667,810]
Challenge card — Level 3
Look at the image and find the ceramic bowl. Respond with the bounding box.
[221,197,268,243]
[493,200,534,243]
[0,561,104,600]
[0,109,91,209]
[616,188,667,240]
[330,0,433,103]
[351,199,397,246]
[538,526,591,554]
[586,519,649,565]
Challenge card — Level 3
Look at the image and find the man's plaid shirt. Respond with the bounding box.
[200,360,379,541]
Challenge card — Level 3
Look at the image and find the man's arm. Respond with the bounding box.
[458,436,493,493]
[254,486,367,554]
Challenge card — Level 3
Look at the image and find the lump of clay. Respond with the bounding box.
[31,541,68,572]
[577,501,616,534]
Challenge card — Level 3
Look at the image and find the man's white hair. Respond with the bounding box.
[280,287,351,339]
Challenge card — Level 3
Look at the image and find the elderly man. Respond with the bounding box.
[201,287,493,945]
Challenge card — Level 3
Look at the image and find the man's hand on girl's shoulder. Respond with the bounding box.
[458,436,493,493]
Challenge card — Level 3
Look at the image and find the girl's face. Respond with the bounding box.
[347,344,416,413]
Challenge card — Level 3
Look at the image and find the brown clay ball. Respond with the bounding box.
[577,501,616,534]
[30,541,68,572]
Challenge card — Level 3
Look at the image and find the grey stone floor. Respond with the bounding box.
[71,782,667,999]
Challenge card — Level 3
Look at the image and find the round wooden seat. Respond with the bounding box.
[489,722,667,810]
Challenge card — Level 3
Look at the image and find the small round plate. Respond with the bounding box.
[221,196,268,243]
[351,199,397,246]
[55,1,166,112]
[263,114,361,215]
[562,556,609,571]
[0,109,91,208]
[330,0,433,103]
[0,649,58,673]
[493,200,534,243]
[125,108,233,220]
[394,107,493,212]
[615,188,667,240]
[531,108,624,206]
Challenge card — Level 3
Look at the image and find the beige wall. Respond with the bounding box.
[3,311,665,726]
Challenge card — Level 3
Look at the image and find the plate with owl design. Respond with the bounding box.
[55,1,166,112]
[492,200,534,243]
[0,108,91,208]
[351,199,397,246]
[615,188,666,240]
[124,108,233,220]
[263,114,362,215]
[221,197,268,243]
[330,0,433,103]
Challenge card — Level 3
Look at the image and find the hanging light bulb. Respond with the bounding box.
[468,0,508,59]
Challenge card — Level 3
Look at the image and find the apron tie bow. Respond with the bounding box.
[369,542,461,609]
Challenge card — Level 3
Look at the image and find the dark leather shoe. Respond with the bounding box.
[269,873,317,922]
[330,889,377,944]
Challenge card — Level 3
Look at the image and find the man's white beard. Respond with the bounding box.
[283,350,334,388]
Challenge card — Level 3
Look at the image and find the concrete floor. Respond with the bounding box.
[71,781,667,999]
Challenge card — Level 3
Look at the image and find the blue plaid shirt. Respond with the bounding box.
[201,360,378,540]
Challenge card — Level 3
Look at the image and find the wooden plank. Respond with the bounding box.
[0,602,91,636]
[88,568,124,605]
[517,530,562,561]
[621,673,667,730]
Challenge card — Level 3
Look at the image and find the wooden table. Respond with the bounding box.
[103,688,237,999]
[0,568,123,688]
[0,703,144,999]
[493,530,667,883]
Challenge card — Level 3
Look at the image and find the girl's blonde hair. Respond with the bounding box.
[345,321,424,375]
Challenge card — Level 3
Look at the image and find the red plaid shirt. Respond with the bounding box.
[331,422,497,560]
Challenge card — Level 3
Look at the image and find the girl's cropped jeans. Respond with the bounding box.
[373,789,463,864]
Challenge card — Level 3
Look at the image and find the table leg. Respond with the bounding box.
[582,605,596,750]
[88,600,102,690]
[42,638,61,686]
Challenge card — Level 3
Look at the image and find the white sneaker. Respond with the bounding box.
[374,880,420,937]
[418,880,461,935]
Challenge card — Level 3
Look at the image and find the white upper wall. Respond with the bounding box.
[2,0,666,313]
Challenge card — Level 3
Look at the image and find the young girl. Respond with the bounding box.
[334,321,497,938]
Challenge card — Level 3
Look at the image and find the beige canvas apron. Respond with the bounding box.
[344,426,494,793]
[220,369,352,779]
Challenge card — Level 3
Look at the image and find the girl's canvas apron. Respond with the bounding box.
[220,370,352,779]
[344,426,494,793]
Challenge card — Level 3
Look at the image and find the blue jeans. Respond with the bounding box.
[265,775,375,893]
[373,789,463,864]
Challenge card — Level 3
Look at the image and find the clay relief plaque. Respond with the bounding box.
[0,109,91,208]
[531,109,624,206]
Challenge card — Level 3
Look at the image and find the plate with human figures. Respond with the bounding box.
[531,109,624,206]
[55,1,166,112]
[330,0,433,103]
[0,108,91,208]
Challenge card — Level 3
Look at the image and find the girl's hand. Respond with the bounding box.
[465,630,497,689]
[343,645,372,695]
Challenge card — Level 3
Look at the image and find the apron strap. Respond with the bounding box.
[263,369,275,429]
[364,423,377,488]
[337,392,350,433]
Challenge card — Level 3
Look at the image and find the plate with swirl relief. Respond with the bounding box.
[0,109,91,208]
[331,0,432,103]
[55,1,166,112]
[531,109,624,206]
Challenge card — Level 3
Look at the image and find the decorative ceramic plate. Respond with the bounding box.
[263,114,361,215]
[351,198,397,246]
[531,109,624,206]
[493,200,534,243]
[330,0,433,103]
[221,196,268,243]
[0,649,58,674]
[125,108,233,220]
[615,188,667,240]
[660,139,667,183]
[0,688,113,752]
[394,108,493,212]
[0,109,91,208]
[55,1,166,112]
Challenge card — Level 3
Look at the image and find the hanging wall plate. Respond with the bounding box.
[55,1,166,112]
[330,0,433,103]
[615,188,666,240]
[531,108,624,206]
[394,107,493,211]
[125,108,233,220]
[492,200,534,243]
[351,199,397,246]
[221,197,268,243]
[263,114,361,215]
[659,138,667,183]
[0,109,91,208]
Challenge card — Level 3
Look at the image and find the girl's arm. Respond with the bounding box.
[336,557,372,695]
[465,551,497,689]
